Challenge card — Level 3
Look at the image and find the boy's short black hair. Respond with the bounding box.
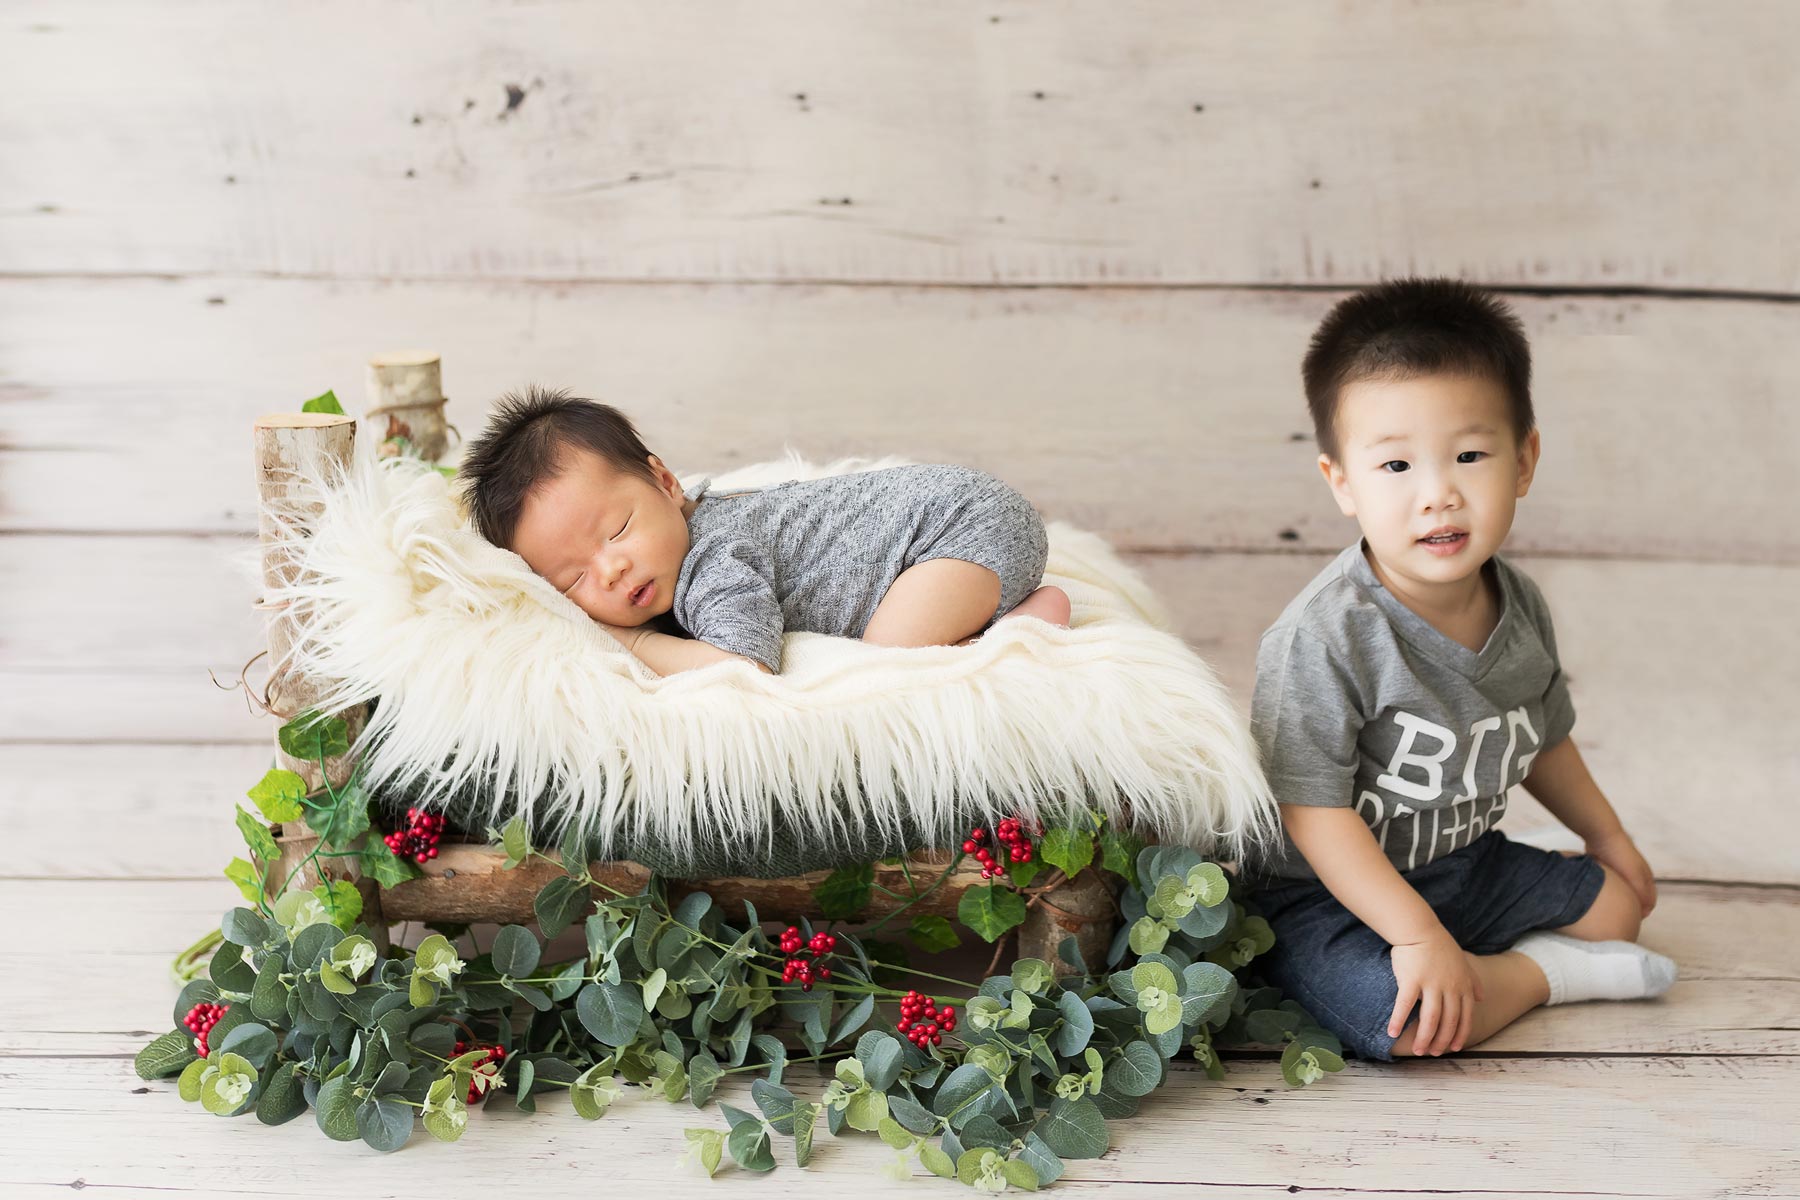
[1302,278,1533,459]
[459,386,656,549]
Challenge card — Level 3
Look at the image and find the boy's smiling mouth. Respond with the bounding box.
[1416,526,1470,556]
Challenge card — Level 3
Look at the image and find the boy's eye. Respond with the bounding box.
[1380,460,1410,474]
[613,517,630,539]
[563,572,585,596]
[1456,450,1486,464]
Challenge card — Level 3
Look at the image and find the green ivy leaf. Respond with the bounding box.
[301,390,346,415]
[311,880,363,931]
[907,913,962,953]
[246,769,308,824]
[222,857,267,904]
[1098,828,1143,885]
[134,1030,197,1080]
[276,710,350,762]
[1007,856,1046,888]
[814,862,874,919]
[360,837,424,889]
[1040,828,1095,879]
[233,807,279,864]
[304,780,370,850]
[958,884,1028,943]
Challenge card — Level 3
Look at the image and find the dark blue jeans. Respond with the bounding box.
[1252,830,1605,1061]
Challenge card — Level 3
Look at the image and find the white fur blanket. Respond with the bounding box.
[256,452,1276,865]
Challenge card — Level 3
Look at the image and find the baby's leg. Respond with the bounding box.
[996,585,1071,628]
[863,559,1003,648]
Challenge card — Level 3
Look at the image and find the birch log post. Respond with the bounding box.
[254,412,386,946]
[365,351,450,463]
[1018,869,1117,978]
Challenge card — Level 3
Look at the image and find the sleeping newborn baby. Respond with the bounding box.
[460,387,1071,676]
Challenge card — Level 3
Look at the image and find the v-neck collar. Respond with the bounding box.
[1344,541,1514,678]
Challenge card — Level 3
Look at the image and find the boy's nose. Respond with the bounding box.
[1420,473,1462,512]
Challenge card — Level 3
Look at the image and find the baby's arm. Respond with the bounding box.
[1522,737,1656,916]
[1285,805,1483,1055]
[599,623,770,677]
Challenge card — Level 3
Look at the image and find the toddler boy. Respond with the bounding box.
[459,387,1070,676]
[1249,279,1676,1060]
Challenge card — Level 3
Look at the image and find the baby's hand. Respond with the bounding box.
[1389,928,1483,1056]
[595,621,648,654]
[1587,828,1658,918]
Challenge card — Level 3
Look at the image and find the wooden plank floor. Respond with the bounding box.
[2,755,1795,1197]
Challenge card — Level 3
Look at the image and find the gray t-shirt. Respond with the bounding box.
[671,465,1049,673]
[1249,542,1575,882]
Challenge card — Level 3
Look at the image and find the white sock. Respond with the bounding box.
[1511,933,1679,1006]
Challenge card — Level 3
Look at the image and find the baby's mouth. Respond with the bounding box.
[629,582,654,608]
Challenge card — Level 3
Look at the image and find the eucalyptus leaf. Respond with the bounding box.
[1020,1132,1066,1185]
[727,1119,776,1173]
[1055,989,1094,1057]
[687,1051,723,1108]
[1035,1095,1110,1159]
[575,982,644,1047]
[256,1061,306,1126]
[534,875,591,940]
[314,1075,360,1141]
[830,993,875,1044]
[751,1077,799,1134]
[491,924,541,979]
[134,1030,197,1080]
[1104,1040,1162,1098]
[356,1095,413,1152]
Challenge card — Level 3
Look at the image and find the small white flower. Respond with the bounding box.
[290,896,332,930]
[340,941,377,979]
[469,1059,505,1096]
[418,954,465,987]
[215,1072,253,1108]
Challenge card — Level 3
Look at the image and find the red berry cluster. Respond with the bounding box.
[450,1040,507,1103]
[384,807,445,864]
[777,926,835,991]
[896,990,955,1047]
[962,818,1034,879]
[183,1001,229,1056]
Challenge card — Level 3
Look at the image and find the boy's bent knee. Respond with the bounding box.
[1555,865,1641,942]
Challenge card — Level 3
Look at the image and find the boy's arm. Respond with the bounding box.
[600,623,771,677]
[1521,736,1656,916]
[1283,803,1481,1056]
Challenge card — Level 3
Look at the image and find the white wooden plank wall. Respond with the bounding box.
[1,3,1795,1196]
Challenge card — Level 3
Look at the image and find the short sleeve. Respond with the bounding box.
[1250,625,1365,808]
[673,538,786,673]
[1509,567,1576,747]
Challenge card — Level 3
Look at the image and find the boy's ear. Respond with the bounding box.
[1318,453,1357,518]
[1514,428,1542,498]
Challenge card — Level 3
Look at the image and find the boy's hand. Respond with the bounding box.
[1389,928,1484,1056]
[1586,828,1658,918]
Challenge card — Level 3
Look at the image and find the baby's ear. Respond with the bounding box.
[645,454,683,498]
[1318,453,1356,517]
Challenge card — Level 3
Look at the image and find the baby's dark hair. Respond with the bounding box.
[459,386,656,549]
[1302,278,1533,459]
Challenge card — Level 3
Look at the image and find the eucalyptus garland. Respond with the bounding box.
[139,710,1345,1188]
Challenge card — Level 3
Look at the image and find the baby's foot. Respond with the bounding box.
[998,585,1071,629]
[1512,932,1678,1005]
